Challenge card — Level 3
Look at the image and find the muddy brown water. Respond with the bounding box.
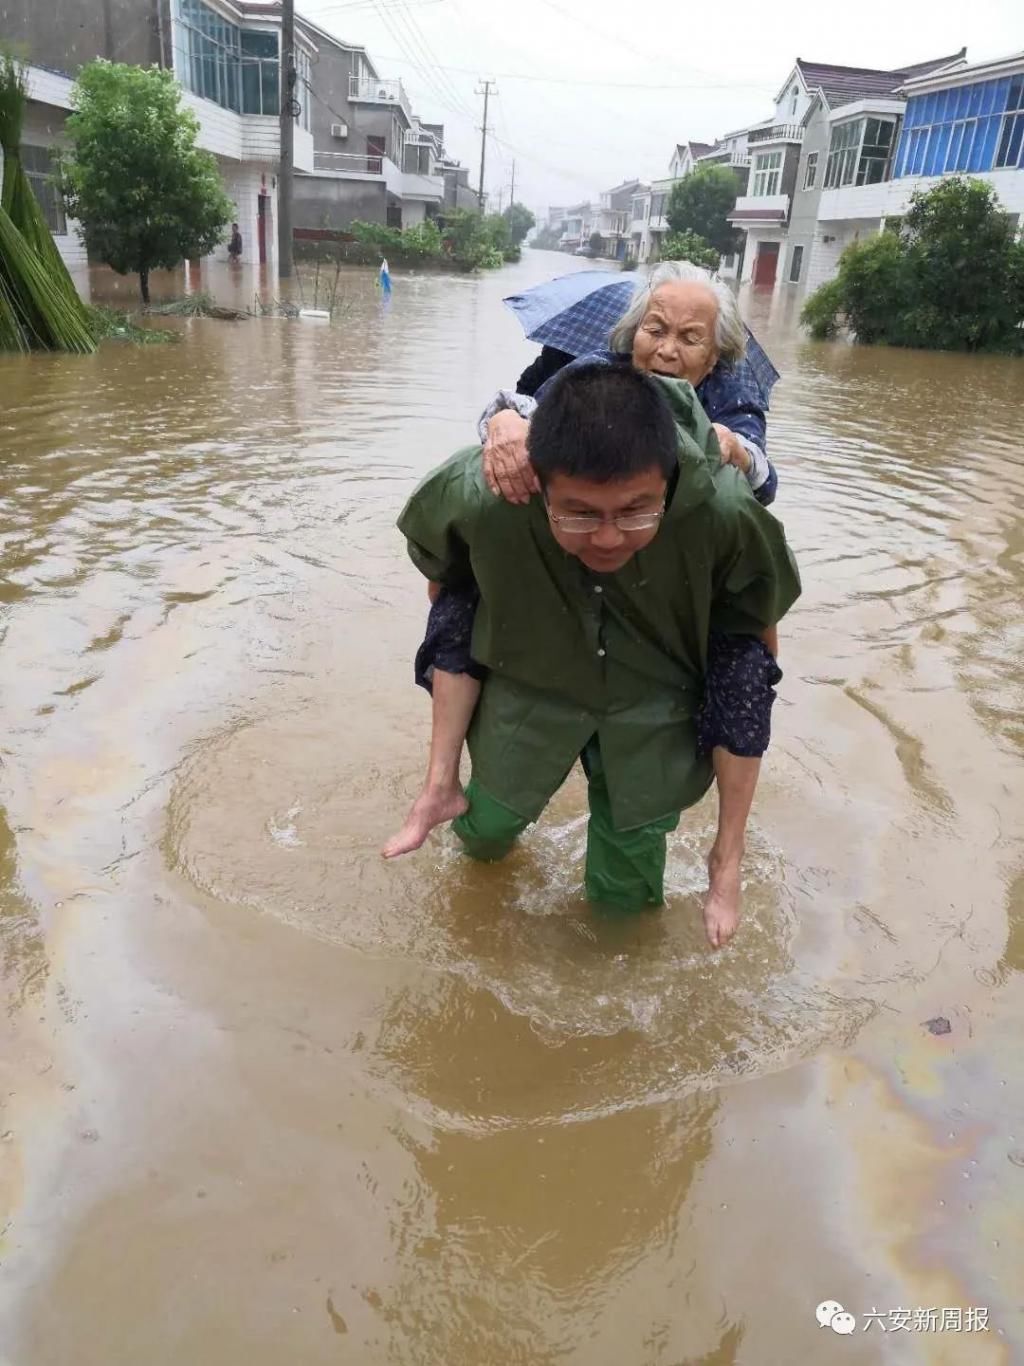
[1,250,1022,1364]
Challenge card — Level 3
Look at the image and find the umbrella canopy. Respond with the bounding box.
[503,270,635,355]
[503,270,780,407]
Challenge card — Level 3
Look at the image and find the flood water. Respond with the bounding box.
[1,248,1023,1364]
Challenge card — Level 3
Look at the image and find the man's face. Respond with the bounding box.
[631,282,720,387]
[544,467,668,574]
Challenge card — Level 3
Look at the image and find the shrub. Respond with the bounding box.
[799,277,844,339]
[800,177,1024,353]
[659,230,719,271]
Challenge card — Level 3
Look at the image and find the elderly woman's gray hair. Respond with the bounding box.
[608,260,746,365]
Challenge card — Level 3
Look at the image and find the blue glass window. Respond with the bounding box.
[893,75,1022,176]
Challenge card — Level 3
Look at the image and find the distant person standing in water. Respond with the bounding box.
[228,223,243,261]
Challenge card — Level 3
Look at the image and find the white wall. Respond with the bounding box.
[402,198,426,226]
[184,92,245,160]
[804,222,866,293]
[884,166,1024,218]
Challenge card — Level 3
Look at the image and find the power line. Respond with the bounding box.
[390,0,476,119]
[533,0,756,88]
[312,0,443,13]
[354,52,774,92]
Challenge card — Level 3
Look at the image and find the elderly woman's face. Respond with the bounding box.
[631,282,720,387]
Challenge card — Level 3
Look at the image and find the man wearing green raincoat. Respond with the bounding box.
[396,362,801,947]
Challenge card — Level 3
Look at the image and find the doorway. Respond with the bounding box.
[752,240,779,288]
[257,193,269,264]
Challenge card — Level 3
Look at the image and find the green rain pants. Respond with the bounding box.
[452,736,681,912]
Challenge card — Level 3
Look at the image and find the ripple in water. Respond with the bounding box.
[166,713,877,1129]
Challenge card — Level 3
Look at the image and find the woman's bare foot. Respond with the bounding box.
[381,785,469,859]
[703,852,741,948]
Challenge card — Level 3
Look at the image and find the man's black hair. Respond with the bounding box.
[527,361,678,485]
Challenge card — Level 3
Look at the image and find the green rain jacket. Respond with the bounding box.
[398,376,801,832]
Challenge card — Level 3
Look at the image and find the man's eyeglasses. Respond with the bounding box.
[545,499,665,535]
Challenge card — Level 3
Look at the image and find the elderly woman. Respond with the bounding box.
[383,263,783,889]
[482,260,777,507]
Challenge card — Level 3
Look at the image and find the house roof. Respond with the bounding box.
[794,50,966,109]
[674,141,715,162]
[899,48,1023,93]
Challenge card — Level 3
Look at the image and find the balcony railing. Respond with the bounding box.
[349,76,412,122]
[314,150,385,176]
[405,130,441,151]
[700,149,752,167]
[748,123,802,146]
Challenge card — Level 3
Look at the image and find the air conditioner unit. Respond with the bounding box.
[330,122,348,139]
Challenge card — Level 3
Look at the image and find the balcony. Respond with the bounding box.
[817,181,893,221]
[311,150,402,196]
[401,170,444,203]
[747,123,803,146]
[699,149,751,168]
[405,130,442,152]
[349,77,412,123]
[727,192,790,224]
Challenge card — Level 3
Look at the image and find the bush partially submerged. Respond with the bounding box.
[800,177,1024,353]
[86,304,178,344]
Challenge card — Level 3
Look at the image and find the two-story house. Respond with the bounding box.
[785,50,965,293]
[292,17,445,233]
[726,65,817,288]
[1,0,319,271]
[593,179,644,259]
[560,201,594,253]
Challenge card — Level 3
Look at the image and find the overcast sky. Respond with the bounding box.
[298,0,1020,212]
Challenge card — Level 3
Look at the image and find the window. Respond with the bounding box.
[895,75,1020,178]
[22,145,66,235]
[366,135,385,173]
[751,150,782,197]
[824,117,895,188]
[996,75,1024,168]
[788,244,804,282]
[803,150,818,189]
[240,31,278,116]
[789,85,799,116]
[651,193,665,219]
[175,0,283,116]
[859,117,894,183]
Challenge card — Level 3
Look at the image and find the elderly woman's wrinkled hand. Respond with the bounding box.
[483,409,538,504]
[712,422,752,476]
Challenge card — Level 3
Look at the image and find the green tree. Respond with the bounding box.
[665,164,741,257]
[900,176,1024,351]
[658,230,720,271]
[502,201,535,246]
[588,230,604,256]
[801,176,1024,353]
[61,61,233,303]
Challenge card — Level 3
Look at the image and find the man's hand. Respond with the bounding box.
[482,410,538,504]
[712,422,752,476]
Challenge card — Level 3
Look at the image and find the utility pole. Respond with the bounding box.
[475,79,496,213]
[509,159,515,209]
[278,0,296,278]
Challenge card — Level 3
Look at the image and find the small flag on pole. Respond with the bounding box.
[378,257,392,293]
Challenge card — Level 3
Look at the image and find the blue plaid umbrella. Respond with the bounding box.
[503,271,780,407]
